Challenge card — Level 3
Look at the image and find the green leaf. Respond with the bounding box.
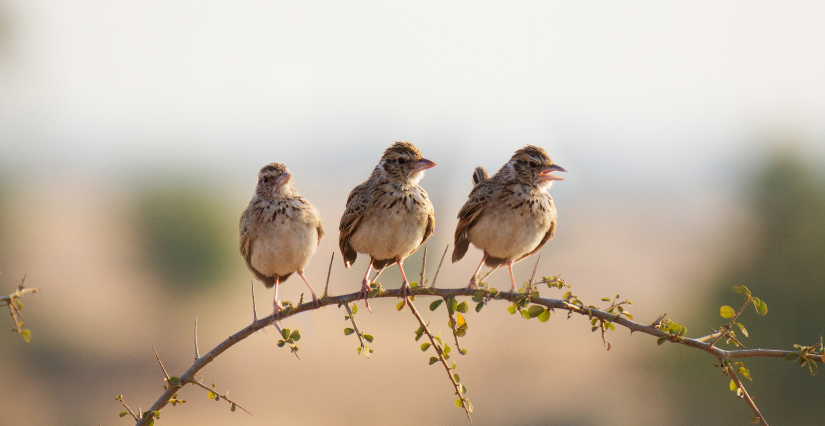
[119,412,128,418]
[397,301,405,311]
[460,348,468,355]
[343,328,354,336]
[507,305,516,315]
[421,343,431,351]
[736,323,748,338]
[429,356,438,365]
[733,285,750,295]
[453,373,460,382]
[601,297,611,301]
[15,299,22,310]
[351,304,358,314]
[527,305,545,318]
[20,329,31,343]
[455,398,463,408]
[430,299,444,311]
[448,298,458,315]
[537,309,551,323]
[457,301,470,313]
[750,417,762,425]
[363,334,374,343]
[808,358,818,376]
[410,281,418,288]
[669,323,682,334]
[461,384,467,394]
[147,419,154,426]
[168,376,181,387]
[522,310,531,320]
[657,336,667,346]
[720,306,735,319]
[208,391,217,400]
[785,352,800,362]
[357,347,362,355]
[289,330,301,341]
[605,322,615,331]
[444,344,451,354]
[475,302,484,313]
[231,403,237,412]
[281,328,290,339]
[729,379,737,392]
[277,340,286,347]
[679,325,687,336]
[753,298,768,316]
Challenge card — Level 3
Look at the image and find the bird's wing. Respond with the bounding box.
[452,180,494,262]
[239,208,276,287]
[339,180,371,267]
[421,191,435,245]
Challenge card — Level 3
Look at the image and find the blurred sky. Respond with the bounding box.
[2,1,825,425]
[1,0,824,183]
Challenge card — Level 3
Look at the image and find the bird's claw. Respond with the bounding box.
[360,281,372,313]
[467,276,479,290]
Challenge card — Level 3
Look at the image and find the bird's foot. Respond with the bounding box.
[467,276,479,290]
[360,279,372,313]
[273,300,284,316]
[310,293,322,308]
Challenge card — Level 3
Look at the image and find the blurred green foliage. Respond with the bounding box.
[668,151,825,424]
[135,184,237,294]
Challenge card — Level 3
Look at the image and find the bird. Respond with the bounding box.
[339,142,436,310]
[452,145,566,292]
[240,163,324,314]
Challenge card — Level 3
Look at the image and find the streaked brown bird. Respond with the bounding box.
[339,142,436,310]
[452,145,566,292]
[240,163,324,314]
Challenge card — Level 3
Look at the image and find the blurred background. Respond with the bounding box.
[1,1,824,425]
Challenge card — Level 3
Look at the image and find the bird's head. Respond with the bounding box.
[506,145,567,188]
[256,162,296,198]
[378,141,436,184]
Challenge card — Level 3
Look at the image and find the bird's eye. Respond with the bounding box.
[397,158,406,165]
[528,161,537,168]
[262,176,269,184]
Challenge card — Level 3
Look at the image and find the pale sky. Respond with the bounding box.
[1,1,823,186]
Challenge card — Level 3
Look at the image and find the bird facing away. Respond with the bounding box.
[240,163,324,314]
[452,145,566,292]
[339,142,436,310]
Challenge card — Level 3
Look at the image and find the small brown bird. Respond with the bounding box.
[339,142,436,309]
[240,163,324,314]
[452,145,566,292]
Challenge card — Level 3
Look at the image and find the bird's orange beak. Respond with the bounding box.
[539,164,567,182]
[412,158,437,174]
[275,171,292,187]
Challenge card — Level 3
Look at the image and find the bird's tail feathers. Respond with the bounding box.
[472,167,489,186]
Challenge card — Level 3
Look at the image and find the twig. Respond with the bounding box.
[430,245,449,288]
[116,396,139,421]
[194,315,200,360]
[446,303,465,354]
[406,297,471,421]
[132,285,820,426]
[323,252,334,298]
[189,380,252,415]
[725,362,768,426]
[250,281,257,322]
[528,255,541,291]
[710,300,751,347]
[343,302,366,351]
[152,346,170,381]
[419,246,427,286]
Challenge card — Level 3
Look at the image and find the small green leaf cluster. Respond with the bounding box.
[724,360,752,398]
[540,275,569,289]
[470,289,500,313]
[5,297,32,342]
[785,340,823,376]
[715,285,768,348]
[342,303,374,356]
[366,282,382,298]
[277,328,301,354]
[656,319,687,345]
[507,286,542,316]
[161,376,187,407]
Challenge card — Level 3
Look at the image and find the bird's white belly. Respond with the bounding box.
[250,221,317,276]
[468,206,546,261]
[349,208,425,261]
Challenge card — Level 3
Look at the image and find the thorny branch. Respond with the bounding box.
[2,273,39,341]
[725,362,767,426]
[407,297,471,421]
[130,251,817,426]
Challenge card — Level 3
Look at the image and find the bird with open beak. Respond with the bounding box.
[240,163,324,314]
[339,142,436,311]
[452,145,566,292]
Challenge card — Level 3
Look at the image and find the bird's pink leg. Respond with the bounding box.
[397,259,411,298]
[507,260,517,293]
[360,259,374,313]
[297,269,321,307]
[272,275,283,314]
[468,254,487,289]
